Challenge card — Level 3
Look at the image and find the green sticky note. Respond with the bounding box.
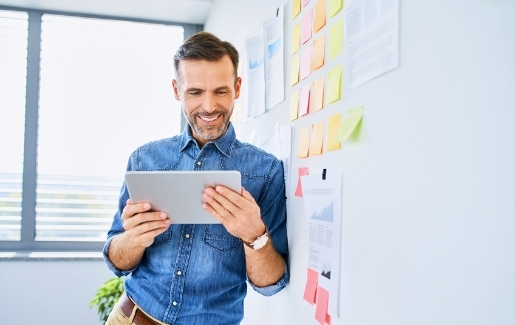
[327,65,342,104]
[329,19,343,60]
[334,106,364,142]
[329,0,343,18]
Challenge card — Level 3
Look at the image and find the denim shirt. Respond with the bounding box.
[103,123,289,325]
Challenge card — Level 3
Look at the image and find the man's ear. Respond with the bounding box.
[172,79,181,101]
[234,77,242,99]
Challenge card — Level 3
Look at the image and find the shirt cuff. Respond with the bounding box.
[247,262,289,297]
[103,235,137,277]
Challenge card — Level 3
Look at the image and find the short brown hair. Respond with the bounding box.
[174,31,239,81]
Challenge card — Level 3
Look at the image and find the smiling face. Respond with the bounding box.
[172,55,242,148]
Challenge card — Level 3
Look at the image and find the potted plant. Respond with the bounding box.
[90,277,124,323]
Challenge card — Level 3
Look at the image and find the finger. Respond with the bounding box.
[202,203,225,223]
[216,185,254,211]
[203,189,236,220]
[121,202,152,221]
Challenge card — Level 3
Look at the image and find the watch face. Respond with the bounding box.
[252,234,269,250]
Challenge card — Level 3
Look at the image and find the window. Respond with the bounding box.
[0,8,201,251]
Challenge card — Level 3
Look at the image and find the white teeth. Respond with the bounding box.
[200,115,218,122]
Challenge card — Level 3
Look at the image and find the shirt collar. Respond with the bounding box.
[179,122,236,157]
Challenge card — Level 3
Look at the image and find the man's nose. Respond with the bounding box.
[202,94,217,113]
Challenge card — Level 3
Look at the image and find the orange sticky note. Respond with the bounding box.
[291,23,301,55]
[309,121,324,156]
[289,90,300,121]
[303,268,318,303]
[299,84,310,116]
[315,286,330,325]
[301,8,313,44]
[295,167,310,197]
[327,112,342,151]
[311,35,325,71]
[297,126,310,158]
[311,76,324,112]
[292,0,301,19]
[290,55,300,86]
[301,46,312,80]
[313,0,326,33]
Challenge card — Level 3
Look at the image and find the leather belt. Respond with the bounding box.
[118,293,160,325]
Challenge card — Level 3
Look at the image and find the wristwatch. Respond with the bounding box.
[242,230,269,250]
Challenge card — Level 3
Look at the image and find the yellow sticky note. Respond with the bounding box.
[329,0,343,18]
[311,76,324,112]
[292,0,301,19]
[309,121,324,156]
[327,112,342,151]
[329,19,343,60]
[311,35,325,71]
[291,23,301,55]
[327,65,342,104]
[313,0,326,33]
[297,126,310,158]
[335,106,364,142]
[289,90,300,121]
[290,55,300,86]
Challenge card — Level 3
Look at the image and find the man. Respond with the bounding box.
[103,31,289,325]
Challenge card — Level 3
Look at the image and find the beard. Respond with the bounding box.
[186,108,232,142]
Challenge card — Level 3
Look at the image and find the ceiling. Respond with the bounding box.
[0,0,213,24]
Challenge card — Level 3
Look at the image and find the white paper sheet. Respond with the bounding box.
[263,6,285,110]
[344,0,399,89]
[302,171,343,317]
[244,35,266,118]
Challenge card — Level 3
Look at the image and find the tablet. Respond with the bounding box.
[125,170,242,224]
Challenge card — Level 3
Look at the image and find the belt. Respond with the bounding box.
[118,293,161,325]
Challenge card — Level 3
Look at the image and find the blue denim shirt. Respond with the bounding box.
[103,123,289,325]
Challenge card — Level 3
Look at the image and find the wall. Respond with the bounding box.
[0,259,113,324]
[205,1,515,324]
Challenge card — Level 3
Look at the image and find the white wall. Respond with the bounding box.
[0,260,113,324]
[205,1,515,325]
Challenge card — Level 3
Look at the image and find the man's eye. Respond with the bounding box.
[216,91,228,95]
[188,91,201,96]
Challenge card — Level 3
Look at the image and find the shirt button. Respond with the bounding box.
[177,270,182,276]
[185,234,190,238]
[172,301,177,306]
[197,161,201,166]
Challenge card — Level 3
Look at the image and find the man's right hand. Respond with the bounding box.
[108,199,171,270]
[121,199,172,248]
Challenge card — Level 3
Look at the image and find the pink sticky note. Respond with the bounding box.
[295,167,310,197]
[301,8,313,44]
[303,268,318,304]
[302,0,311,7]
[299,84,310,117]
[301,46,312,80]
[315,286,330,325]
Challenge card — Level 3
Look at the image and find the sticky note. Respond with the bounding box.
[311,35,325,71]
[301,45,312,80]
[313,0,326,33]
[292,0,301,19]
[297,126,310,158]
[327,112,342,151]
[329,19,343,60]
[329,0,343,18]
[309,121,324,156]
[301,8,313,44]
[303,268,318,304]
[300,84,310,116]
[290,54,300,86]
[315,286,330,325]
[289,90,299,121]
[327,65,342,104]
[295,167,310,197]
[335,106,364,142]
[291,23,301,55]
[302,0,311,7]
[311,76,324,112]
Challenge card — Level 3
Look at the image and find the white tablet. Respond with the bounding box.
[125,170,242,224]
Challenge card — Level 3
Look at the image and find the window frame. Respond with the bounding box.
[0,5,197,252]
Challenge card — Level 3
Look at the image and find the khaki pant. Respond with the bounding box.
[105,298,169,325]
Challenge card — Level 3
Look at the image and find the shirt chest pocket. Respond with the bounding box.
[202,225,241,252]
